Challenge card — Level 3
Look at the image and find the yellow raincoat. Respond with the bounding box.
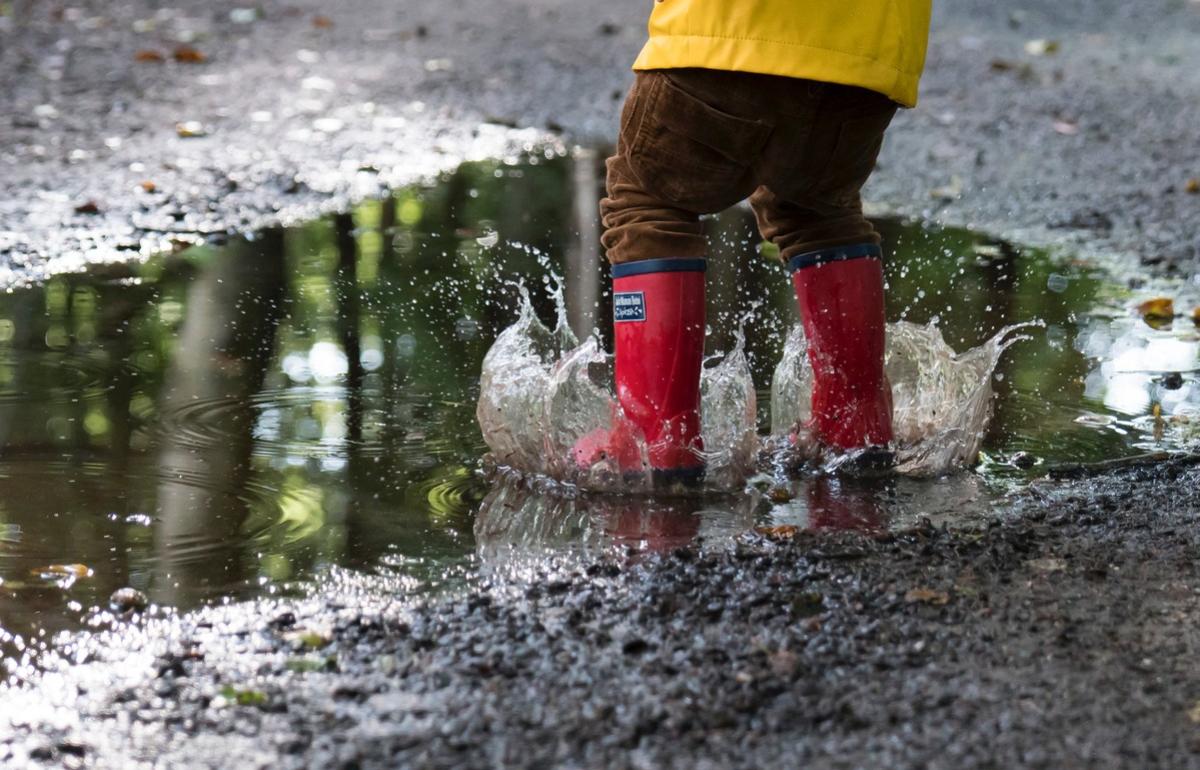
[633,0,932,107]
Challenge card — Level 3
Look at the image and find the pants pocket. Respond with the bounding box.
[809,107,896,208]
[626,72,773,213]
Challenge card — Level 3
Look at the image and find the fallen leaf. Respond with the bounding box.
[172,45,207,63]
[32,563,93,579]
[312,14,334,28]
[139,180,157,193]
[1138,297,1175,328]
[1028,557,1067,573]
[905,587,950,605]
[755,525,798,540]
[1191,307,1200,327]
[989,58,1037,81]
[1052,120,1079,136]
[1186,178,1200,194]
[134,49,165,63]
[175,121,207,138]
[1024,38,1060,56]
[73,201,101,215]
[219,685,268,707]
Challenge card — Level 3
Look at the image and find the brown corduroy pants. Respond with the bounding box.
[601,68,898,265]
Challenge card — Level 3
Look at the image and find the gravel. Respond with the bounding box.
[4,459,1200,768]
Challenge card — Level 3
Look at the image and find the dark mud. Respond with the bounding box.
[3,0,1200,279]
[5,458,1200,769]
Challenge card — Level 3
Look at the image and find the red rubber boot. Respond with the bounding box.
[572,258,707,483]
[789,244,893,450]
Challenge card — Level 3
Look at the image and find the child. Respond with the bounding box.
[575,0,932,483]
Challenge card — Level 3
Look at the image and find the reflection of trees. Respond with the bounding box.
[335,210,373,567]
[0,274,159,638]
[346,156,618,566]
[335,213,364,444]
[0,291,46,456]
[93,281,154,589]
[152,231,286,607]
[565,147,604,340]
[4,152,1139,639]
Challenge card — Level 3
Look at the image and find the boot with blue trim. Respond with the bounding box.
[572,257,707,485]
[788,243,894,460]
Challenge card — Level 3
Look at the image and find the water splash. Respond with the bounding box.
[770,321,1037,476]
[699,317,760,487]
[476,284,757,491]
[475,281,576,476]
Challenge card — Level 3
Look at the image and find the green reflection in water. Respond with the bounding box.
[0,151,1179,655]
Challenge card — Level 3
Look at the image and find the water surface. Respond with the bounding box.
[0,152,1191,656]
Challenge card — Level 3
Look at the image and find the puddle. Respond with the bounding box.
[0,150,1194,657]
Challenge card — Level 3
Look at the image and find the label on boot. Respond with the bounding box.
[613,292,646,322]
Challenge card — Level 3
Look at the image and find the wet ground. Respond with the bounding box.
[4,1,1200,765]
[2,0,1200,278]
[5,457,1200,769]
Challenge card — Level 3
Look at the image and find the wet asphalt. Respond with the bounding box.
[2,0,1200,277]
[5,0,1200,767]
